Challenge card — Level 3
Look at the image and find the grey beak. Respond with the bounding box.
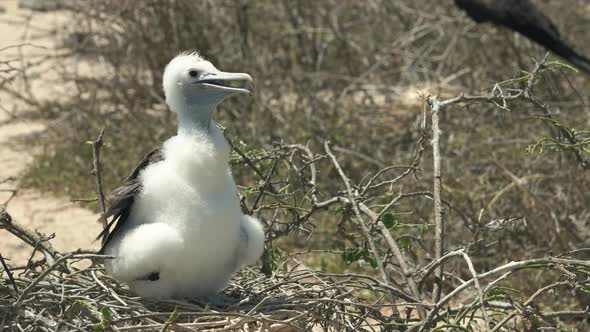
[196,71,254,95]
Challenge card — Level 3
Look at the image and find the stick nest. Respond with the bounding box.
[1,210,396,332]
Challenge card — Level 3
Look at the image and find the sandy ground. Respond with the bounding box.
[0,0,100,265]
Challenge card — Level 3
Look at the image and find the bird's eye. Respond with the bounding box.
[188,70,199,78]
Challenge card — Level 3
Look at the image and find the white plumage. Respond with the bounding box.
[100,52,265,299]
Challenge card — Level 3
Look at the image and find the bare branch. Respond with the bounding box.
[428,95,445,306]
[89,128,107,223]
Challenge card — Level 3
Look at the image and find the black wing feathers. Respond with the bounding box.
[455,0,590,75]
[97,148,163,254]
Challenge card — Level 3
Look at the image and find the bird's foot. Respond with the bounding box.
[197,294,240,308]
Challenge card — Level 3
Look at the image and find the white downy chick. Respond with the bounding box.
[98,51,265,299]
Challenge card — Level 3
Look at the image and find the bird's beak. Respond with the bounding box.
[195,70,254,96]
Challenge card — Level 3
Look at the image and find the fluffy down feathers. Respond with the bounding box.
[103,125,265,298]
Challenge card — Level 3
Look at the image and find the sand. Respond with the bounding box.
[0,0,100,265]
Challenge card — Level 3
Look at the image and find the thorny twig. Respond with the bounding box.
[0,253,18,295]
[89,128,107,225]
[462,252,490,329]
[324,141,390,286]
[0,207,58,264]
[427,95,444,307]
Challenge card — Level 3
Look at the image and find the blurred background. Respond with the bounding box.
[1,0,589,327]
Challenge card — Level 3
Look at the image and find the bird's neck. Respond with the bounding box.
[175,103,217,135]
[162,111,231,189]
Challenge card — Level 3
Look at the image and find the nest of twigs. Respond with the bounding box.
[0,208,398,332]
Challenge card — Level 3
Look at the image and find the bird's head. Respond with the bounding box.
[162,51,254,131]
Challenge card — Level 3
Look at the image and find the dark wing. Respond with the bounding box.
[454,0,499,23]
[455,0,590,75]
[97,147,163,254]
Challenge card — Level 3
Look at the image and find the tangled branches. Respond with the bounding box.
[0,219,395,331]
[2,136,590,331]
[227,56,590,330]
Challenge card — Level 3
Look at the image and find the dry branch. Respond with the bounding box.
[0,207,58,264]
[89,128,107,223]
[428,95,445,307]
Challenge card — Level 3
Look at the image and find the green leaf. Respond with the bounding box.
[101,306,111,321]
[367,256,378,269]
[267,247,284,271]
[342,247,365,265]
[399,237,412,251]
[382,213,398,228]
[160,307,179,331]
[94,305,111,332]
[342,246,380,269]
